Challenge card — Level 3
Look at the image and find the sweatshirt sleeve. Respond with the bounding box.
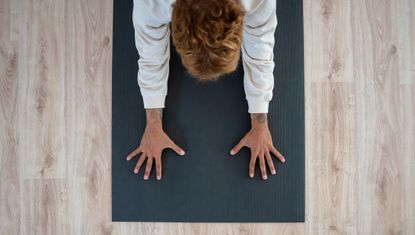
[241,0,277,113]
[132,0,171,109]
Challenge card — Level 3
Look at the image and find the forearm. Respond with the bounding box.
[145,108,163,128]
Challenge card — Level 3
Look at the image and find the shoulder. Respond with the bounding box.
[240,0,275,15]
[133,0,174,25]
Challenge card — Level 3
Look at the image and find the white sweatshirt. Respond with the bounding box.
[132,0,277,113]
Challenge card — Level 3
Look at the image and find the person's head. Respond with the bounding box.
[171,0,245,82]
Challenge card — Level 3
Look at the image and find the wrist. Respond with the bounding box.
[145,108,163,127]
[250,113,268,128]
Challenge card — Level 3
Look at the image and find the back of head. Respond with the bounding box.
[171,0,245,82]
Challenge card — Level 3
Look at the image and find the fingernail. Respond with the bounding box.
[249,173,253,178]
[134,169,138,174]
[272,170,276,175]
[157,175,161,180]
[263,175,267,180]
[126,157,129,161]
[230,150,234,155]
[144,175,148,180]
[282,159,286,163]
[180,150,185,155]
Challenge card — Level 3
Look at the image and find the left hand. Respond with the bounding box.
[230,113,285,180]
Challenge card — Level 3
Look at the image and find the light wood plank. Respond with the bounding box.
[0,0,21,234]
[19,0,68,179]
[305,83,357,235]
[351,0,408,234]
[303,0,354,83]
[22,179,68,235]
[62,0,113,234]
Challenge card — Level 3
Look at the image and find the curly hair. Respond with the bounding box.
[171,0,245,82]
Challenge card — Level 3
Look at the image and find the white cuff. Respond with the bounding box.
[247,99,269,113]
[142,95,166,109]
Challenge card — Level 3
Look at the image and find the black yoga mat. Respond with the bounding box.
[112,0,304,222]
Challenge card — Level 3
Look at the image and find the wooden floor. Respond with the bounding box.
[1,0,414,234]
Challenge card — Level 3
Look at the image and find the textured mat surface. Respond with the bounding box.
[112,0,304,222]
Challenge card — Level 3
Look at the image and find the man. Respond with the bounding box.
[126,0,285,181]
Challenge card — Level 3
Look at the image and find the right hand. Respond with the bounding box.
[126,109,185,180]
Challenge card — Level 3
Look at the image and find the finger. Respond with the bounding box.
[265,151,276,175]
[168,141,185,156]
[155,157,162,180]
[271,146,285,163]
[230,140,245,156]
[259,152,267,180]
[126,147,142,161]
[249,153,257,178]
[144,157,153,180]
[134,153,147,174]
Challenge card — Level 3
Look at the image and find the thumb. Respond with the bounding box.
[167,140,185,156]
[230,140,245,156]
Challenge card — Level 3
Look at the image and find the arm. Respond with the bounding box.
[242,0,277,114]
[132,0,171,109]
[127,1,185,181]
[230,1,285,180]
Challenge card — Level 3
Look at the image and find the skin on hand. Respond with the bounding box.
[126,108,185,181]
[230,113,285,180]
